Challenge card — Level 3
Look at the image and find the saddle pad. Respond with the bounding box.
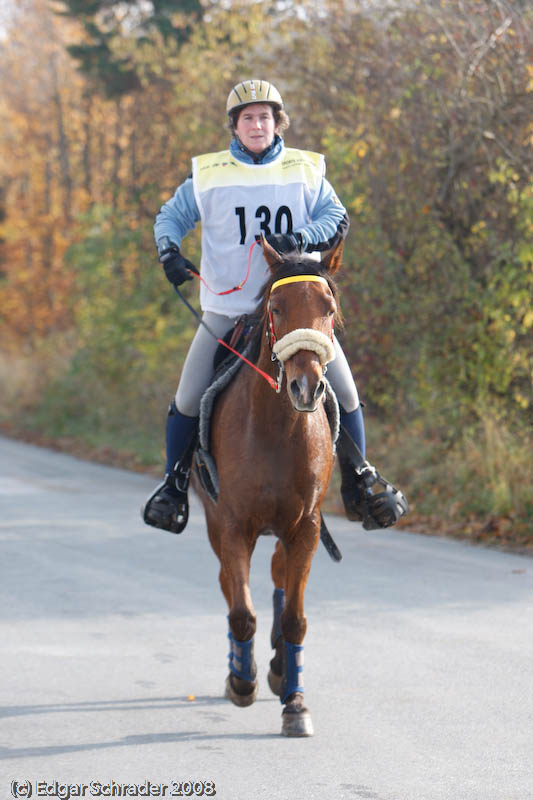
[198,342,251,452]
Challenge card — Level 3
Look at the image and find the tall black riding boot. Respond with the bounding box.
[338,406,408,530]
[142,401,198,534]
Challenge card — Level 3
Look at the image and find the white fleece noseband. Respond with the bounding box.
[272,328,336,366]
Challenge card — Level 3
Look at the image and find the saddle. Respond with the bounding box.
[194,316,340,505]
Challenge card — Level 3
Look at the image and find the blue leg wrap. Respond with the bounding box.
[227,630,257,682]
[271,588,285,648]
[281,641,305,704]
[340,405,366,459]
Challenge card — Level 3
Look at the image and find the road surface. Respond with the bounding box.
[0,435,531,800]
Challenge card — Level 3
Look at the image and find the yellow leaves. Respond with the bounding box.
[154,317,167,337]
[489,158,522,190]
[353,141,368,158]
[321,124,369,162]
[513,393,529,410]
[389,107,401,120]
[350,195,365,214]
[504,328,516,345]
[527,65,533,93]
[522,309,533,330]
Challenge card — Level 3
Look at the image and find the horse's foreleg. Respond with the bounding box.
[278,519,320,737]
[268,540,286,697]
[220,531,258,708]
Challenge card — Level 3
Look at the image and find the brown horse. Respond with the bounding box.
[193,237,343,737]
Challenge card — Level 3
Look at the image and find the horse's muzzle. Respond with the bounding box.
[289,374,326,412]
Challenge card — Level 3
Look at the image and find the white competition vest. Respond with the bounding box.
[192,147,324,316]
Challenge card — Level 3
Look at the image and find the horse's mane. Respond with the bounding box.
[246,255,342,364]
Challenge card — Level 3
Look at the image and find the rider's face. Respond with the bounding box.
[235,103,279,153]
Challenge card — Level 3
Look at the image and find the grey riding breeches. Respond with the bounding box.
[175,311,360,417]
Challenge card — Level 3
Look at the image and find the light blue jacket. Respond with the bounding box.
[154,136,349,253]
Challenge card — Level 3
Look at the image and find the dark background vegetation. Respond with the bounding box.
[0,0,531,548]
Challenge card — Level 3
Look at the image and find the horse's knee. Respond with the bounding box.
[229,606,256,642]
[281,612,307,643]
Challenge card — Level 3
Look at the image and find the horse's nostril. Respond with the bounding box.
[290,379,301,400]
[314,380,325,401]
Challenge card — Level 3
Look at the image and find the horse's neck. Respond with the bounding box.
[226,331,333,489]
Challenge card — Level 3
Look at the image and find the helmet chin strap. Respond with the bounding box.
[234,134,280,164]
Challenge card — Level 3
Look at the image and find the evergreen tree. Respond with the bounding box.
[56,0,204,97]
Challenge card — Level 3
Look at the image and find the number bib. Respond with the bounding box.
[192,147,324,316]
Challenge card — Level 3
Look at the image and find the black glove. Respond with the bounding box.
[159,247,198,286]
[265,232,303,255]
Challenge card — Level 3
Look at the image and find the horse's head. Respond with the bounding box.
[261,236,343,412]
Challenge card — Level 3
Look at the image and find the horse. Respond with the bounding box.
[192,237,344,737]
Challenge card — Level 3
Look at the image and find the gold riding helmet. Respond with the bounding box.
[226,80,284,114]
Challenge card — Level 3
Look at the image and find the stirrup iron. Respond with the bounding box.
[351,460,407,530]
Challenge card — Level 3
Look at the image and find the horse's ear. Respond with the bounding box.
[321,238,344,275]
[261,234,281,273]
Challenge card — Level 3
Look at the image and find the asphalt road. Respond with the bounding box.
[0,435,532,800]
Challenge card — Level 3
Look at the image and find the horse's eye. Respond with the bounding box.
[271,307,281,316]
[327,309,335,317]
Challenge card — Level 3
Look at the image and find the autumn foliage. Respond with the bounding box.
[0,0,531,543]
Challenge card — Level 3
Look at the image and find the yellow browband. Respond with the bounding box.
[270,275,329,294]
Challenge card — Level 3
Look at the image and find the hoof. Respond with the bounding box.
[281,709,314,737]
[281,694,314,737]
[267,668,282,697]
[224,674,258,708]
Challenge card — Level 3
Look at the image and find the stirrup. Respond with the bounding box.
[142,476,189,534]
[357,462,409,530]
[342,462,409,531]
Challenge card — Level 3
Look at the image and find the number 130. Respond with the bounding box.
[235,205,293,245]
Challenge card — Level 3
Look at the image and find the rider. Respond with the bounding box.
[143,79,407,534]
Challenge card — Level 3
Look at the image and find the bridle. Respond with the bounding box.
[174,268,336,394]
[267,274,336,392]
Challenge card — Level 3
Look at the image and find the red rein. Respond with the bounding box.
[188,242,280,390]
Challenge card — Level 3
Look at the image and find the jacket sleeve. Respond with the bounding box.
[298,175,350,253]
[153,176,201,253]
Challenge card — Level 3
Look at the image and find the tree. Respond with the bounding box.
[54,0,205,97]
[258,0,532,424]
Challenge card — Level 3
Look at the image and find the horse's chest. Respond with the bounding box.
[245,414,332,491]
